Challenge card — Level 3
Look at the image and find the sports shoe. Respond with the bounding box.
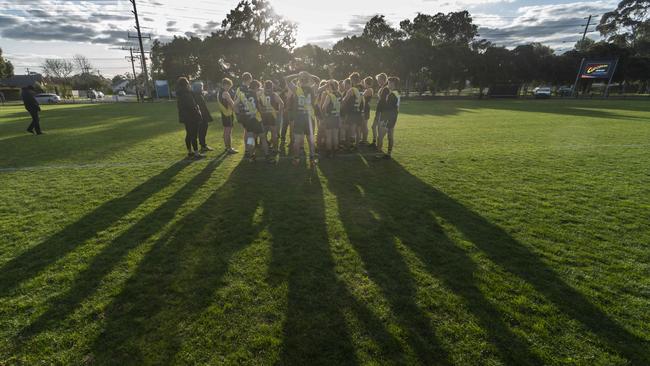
[226,148,239,155]
[200,145,214,153]
[26,129,35,135]
[194,151,206,159]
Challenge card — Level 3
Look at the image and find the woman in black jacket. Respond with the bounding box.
[176,77,204,159]
[192,81,215,153]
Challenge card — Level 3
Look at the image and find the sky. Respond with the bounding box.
[0,0,619,77]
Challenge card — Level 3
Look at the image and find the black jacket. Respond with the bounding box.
[21,89,40,112]
[177,88,202,124]
[193,91,214,123]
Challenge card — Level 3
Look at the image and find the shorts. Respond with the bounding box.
[293,113,311,135]
[221,114,234,127]
[242,116,263,134]
[346,112,363,126]
[324,116,341,130]
[379,111,398,129]
[261,113,277,127]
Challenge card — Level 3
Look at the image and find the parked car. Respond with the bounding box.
[557,86,573,97]
[34,93,61,104]
[533,87,552,98]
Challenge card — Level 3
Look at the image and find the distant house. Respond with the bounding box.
[0,73,45,88]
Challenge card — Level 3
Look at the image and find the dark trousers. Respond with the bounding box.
[198,121,209,148]
[27,109,41,133]
[184,121,199,152]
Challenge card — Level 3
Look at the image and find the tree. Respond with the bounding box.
[160,36,202,82]
[575,37,596,52]
[41,59,75,80]
[73,55,93,75]
[362,15,403,47]
[400,11,478,46]
[0,48,13,79]
[598,0,650,46]
[292,44,331,76]
[221,0,297,48]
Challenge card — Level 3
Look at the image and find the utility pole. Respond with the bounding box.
[124,47,141,102]
[581,15,592,43]
[129,0,151,100]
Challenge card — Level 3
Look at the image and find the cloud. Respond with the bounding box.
[475,1,616,50]
[306,14,374,44]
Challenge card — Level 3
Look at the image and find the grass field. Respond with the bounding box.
[1,99,649,365]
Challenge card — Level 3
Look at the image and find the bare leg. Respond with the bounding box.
[260,133,269,156]
[271,126,278,152]
[223,126,232,150]
[377,126,386,152]
[325,129,333,153]
[362,118,369,143]
[371,113,379,144]
[387,128,395,155]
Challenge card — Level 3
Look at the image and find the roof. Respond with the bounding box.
[0,74,45,88]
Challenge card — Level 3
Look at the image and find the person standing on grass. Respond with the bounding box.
[360,76,374,146]
[234,79,266,162]
[259,80,284,162]
[22,85,43,135]
[235,72,254,149]
[278,79,294,154]
[284,71,318,166]
[192,81,215,153]
[370,73,388,148]
[176,77,204,160]
[342,72,365,151]
[320,79,342,158]
[217,78,238,155]
[376,77,401,160]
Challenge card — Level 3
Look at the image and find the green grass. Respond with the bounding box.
[1,99,649,365]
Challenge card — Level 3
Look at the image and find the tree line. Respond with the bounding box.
[149,0,650,96]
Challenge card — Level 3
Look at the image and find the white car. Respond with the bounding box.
[533,87,552,99]
[34,93,61,104]
[117,90,127,96]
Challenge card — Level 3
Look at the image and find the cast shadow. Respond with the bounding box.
[320,156,649,365]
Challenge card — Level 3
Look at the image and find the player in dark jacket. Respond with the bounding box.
[176,77,204,159]
[22,85,43,135]
[192,81,215,153]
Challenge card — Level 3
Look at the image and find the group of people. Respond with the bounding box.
[176,71,401,165]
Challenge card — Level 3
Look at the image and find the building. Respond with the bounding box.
[0,73,45,88]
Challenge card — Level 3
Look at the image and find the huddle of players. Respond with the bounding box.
[216,70,401,165]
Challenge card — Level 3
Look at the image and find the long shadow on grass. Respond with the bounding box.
[263,166,360,365]
[323,156,649,365]
[0,160,190,298]
[16,153,227,340]
[88,162,396,365]
[87,161,264,365]
[321,157,543,365]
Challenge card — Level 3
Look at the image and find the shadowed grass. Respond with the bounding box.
[1,99,649,365]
